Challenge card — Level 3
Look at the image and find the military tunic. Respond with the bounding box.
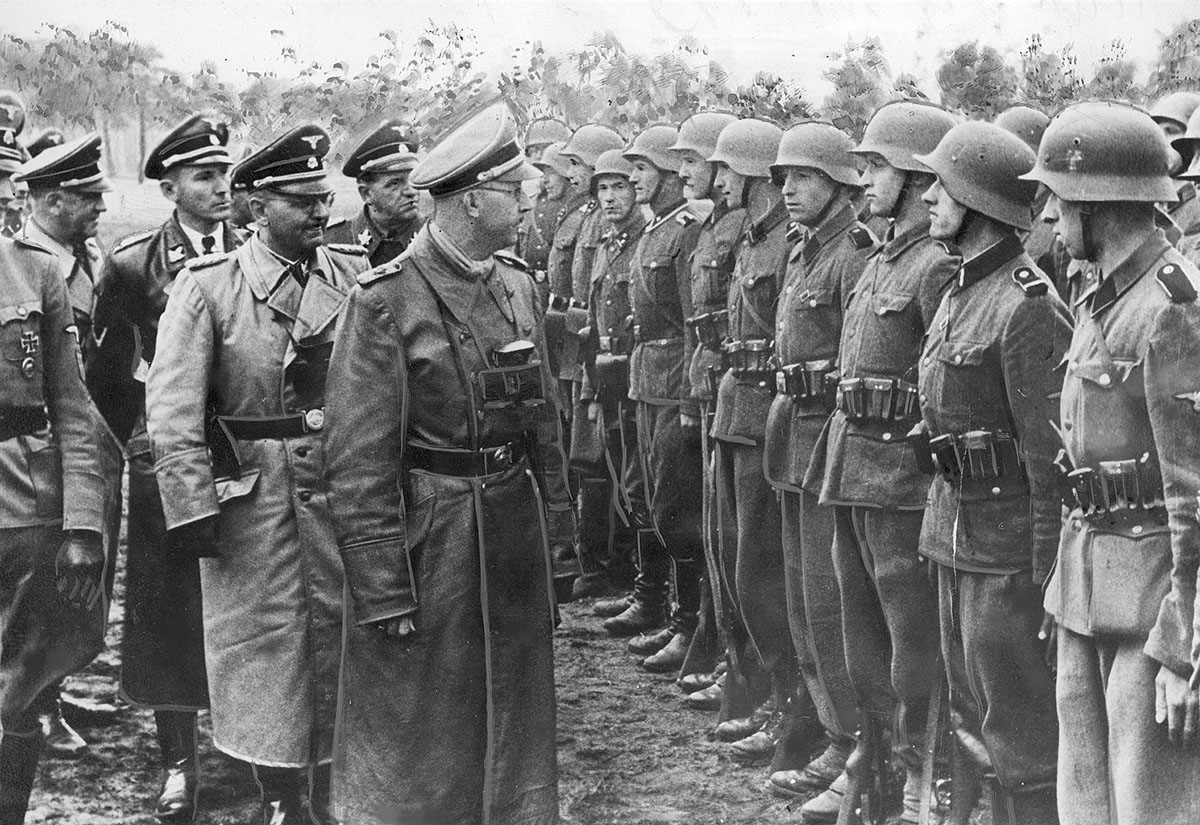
[1044,229,1200,824]
[806,218,956,761]
[520,189,569,283]
[916,234,1069,793]
[709,199,792,715]
[324,226,560,825]
[92,214,244,710]
[324,205,418,268]
[146,235,367,766]
[18,220,102,355]
[763,200,870,740]
[0,237,117,727]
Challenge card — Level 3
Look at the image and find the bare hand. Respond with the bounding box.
[372,615,416,638]
[1155,665,1199,747]
[56,530,105,611]
[587,401,601,423]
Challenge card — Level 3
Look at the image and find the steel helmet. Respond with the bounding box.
[525,117,573,150]
[1173,107,1200,181]
[590,148,636,196]
[0,90,26,136]
[533,141,571,177]
[622,124,683,173]
[560,123,625,168]
[993,105,1050,152]
[1149,91,1200,131]
[671,112,738,159]
[914,120,1038,230]
[708,118,784,179]
[851,100,957,173]
[1020,100,1177,203]
[770,122,861,187]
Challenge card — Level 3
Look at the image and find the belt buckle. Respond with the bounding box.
[491,443,513,473]
[303,408,325,432]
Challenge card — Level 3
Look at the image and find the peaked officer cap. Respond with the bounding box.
[410,104,540,198]
[235,124,332,196]
[14,133,113,193]
[0,126,22,174]
[342,119,419,179]
[24,128,65,159]
[144,114,232,180]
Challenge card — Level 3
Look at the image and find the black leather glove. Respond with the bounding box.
[56,529,105,611]
[167,515,221,559]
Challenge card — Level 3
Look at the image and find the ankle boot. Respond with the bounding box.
[255,765,307,825]
[603,530,669,636]
[0,730,42,825]
[154,710,198,821]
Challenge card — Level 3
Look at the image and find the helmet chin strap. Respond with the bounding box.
[740,176,753,210]
[1079,203,1096,262]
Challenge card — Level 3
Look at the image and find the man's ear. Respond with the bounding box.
[160,178,177,204]
[356,180,372,203]
[462,190,481,218]
[248,194,270,226]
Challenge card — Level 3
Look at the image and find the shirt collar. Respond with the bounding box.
[427,221,497,282]
[176,216,222,256]
[1083,228,1171,315]
[24,218,73,260]
[954,234,1025,293]
[801,201,858,263]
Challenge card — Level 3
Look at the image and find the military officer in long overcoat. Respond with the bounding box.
[1025,101,1200,825]
[146,125,368,823]
[914,121,1071,824]
[324,104,563,825]
[90,113,243,822]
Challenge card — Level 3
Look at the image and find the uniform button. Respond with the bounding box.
[882,432,892,441]
[954,355,963,364]
[785,285,793,293]
[1072,519,1082,530]
[1068,360,1077,373]
[1132,525,1144,535]
[809,299,817,307]
[920,394,928,403]
[923,357,930,366]
[606,300,612,306]
[991,486,1001,496]
[298,491,312,502]
[1098,374,1111,387]
[16,306,26,317]
[1064,421,1072,431]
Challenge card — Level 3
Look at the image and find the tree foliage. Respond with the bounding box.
[823,38,896,139]
[1018,35,1081,112]
[936,41,1018,119]
[1148,17,1200,97]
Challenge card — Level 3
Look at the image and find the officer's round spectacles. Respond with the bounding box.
[475,184,530,201]
[264,192,336,213]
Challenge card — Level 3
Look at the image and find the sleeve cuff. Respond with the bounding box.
[155,448,220,530]
[341,536,419,626]
[60,471,108,533]
[1144,588,1195,678]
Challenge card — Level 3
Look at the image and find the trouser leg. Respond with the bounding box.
[0,712,41,825]
[154,709,199,821]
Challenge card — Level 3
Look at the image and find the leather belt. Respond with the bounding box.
[0,406,49,440]
[776,359,839,409]
[836,377,919,424]
[632,324,681,345]
[407,440,529,477]
[1054,449,1164,522]
[908,426,1025,481]
[220,409,325,439]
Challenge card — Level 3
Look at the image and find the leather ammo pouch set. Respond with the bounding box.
[1053,448,1165,523]
[776,359,839,411]
[0,405,48,441]
[723,339,775,389]
[592,325,632,408]
[907,423,1025,482]
[687,309,730,353]
[836,376,919,425]
[475,340,548,431]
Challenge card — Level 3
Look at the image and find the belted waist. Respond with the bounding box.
[407,440,529,478]
[776,359,839,410]
[219,409,325,439]
[1055,449,1164,523]
[908,425,1025,482]
[686,310,729,351]
[0,406,49,441]
[596,334,631,355]
[723,339,774,373]
[631,324,682,345]
[836,377,919,425]
[548,293,586,312]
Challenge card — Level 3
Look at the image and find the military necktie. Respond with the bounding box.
[72,244,94,281]
[202,235,216,254]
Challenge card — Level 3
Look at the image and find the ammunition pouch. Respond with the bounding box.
[548,293,587,313]
[776,359,839,411]
[687,309,730,352]
[475,361,547,429]
[594,353,630,407]
[1058,452,1165,523]
[723,338,775,387]
[908,426,1026,482]
[836,376,920,425]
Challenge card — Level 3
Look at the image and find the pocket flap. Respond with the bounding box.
[800,286,835,308]
[214,469,260,504]
[404,492,437,550]
[937,340,988,367]
[0,301,42,325]
[874,292,914,316]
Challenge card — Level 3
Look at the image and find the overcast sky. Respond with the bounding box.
[7,1,1200,99]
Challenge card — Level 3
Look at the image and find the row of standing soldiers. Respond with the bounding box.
[522,91,1200,825]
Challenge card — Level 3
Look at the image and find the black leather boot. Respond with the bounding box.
[154,710,198,821]
[602,530,669,636]
[0,730,42,825]
[255,765,307,825]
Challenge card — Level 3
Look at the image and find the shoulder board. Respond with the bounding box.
[325,217,349,229]
[326,243,368,256]
[675,211,698,227]
[1155,262,1198,303]
[112,228,156,254]
[12,237,52,256]
[848,226,875,250]
[494,250,529,272]
[359,258,403,287]
[785,222,803,244]
[186,251,233,271]
[1011,266,1048,297]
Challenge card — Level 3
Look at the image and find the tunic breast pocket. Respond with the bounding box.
[645,258,676,298]
[0,300,46,397]
[935,339,990,416]
[694,259,730,306]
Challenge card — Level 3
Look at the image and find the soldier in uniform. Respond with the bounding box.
[523,116,571,161]
[762,122,872,803]
[13,134,119,758]
[0,151,117,823]
[0,103,24,239]
[1174,106,1200,267]
[803,100,958,824]
[324,119,420,267]
[600,124,703,677]
[913,121,1071,824]
[89,114,243,822]
[324,104,562,825]
[706,118,804,767]
[1150,92,1200,251]
[521,142,572,299]
[671,111,746,700]
[1022,101,1200,825]
[145,124,368,823]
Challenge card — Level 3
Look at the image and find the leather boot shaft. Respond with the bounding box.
[0,731,42,825]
